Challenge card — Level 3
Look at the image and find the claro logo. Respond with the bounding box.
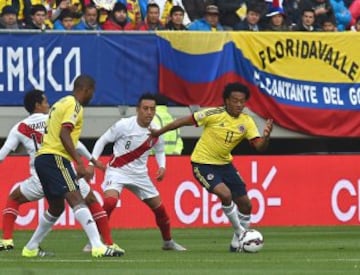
[174,161,280,225]
[331,179,360,222]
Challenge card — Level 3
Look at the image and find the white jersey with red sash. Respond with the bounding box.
[93,116,165,175]
[0,113,47,177]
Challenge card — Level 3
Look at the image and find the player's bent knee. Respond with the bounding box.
[84,191,97,205]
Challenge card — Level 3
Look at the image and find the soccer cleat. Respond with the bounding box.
[0,239,14,251]
[108,243,125,254]
[22,246,55,257]
[91,245,124,258]
[162,240,187,251]
[229,232,242,252]
[82,243,92,253]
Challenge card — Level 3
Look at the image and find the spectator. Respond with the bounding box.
[292,8,318,31]
[116,0,143,27]
[283,0,302,27]
[21,1,52,26]
[165,5,187,30]
[74,4,101,30]
[0,5,22,29]
[301,0,334,28]
[24,4,51,30]
[51,0,82,23]
[182,0,210,22]
[213,0,243,30]
[349,0,360,27]
[330,0,352,31]
[350,15,360,31]
[233,5,263,31]
[188,4,224,31]
[264,6,289,30]
[151,0,191,26]
[53,9,76,30]
[247,0,268,18]
[102,2,135,30]
[321,16,337,30]
[137,3,165,30]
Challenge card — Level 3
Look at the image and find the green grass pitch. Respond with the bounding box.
[1,226,359,275]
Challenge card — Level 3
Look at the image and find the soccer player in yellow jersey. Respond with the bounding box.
[21,75,123,258]
[150,82,273,252]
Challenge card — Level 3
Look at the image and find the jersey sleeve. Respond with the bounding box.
[92,120,124,159]
[193,108,213,127]
[0,124,20,161]
[245,116,261,140]
[154,136,166,168]
[76,140,92,160]
[61,98,81,128]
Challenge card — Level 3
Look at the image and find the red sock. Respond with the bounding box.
[2,198,20,239]
[102,197,118,218]
[88,201,113,245]
[152,204,171,241]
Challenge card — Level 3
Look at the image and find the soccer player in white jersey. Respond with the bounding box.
[0,89,121,254]
[91,93,186,251]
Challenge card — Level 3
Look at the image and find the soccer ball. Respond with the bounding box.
[239,229,264,253]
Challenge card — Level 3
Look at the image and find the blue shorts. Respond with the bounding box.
[191,162,247,197]
[35,154,79,199]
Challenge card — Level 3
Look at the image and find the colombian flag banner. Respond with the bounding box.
[157,32,360,137]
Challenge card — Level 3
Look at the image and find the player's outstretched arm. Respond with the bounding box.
[252,119,273,152]
[0,144,13,163]
[76,141,106,171]
[0,127,20,163]
[76,141,92,160]
[150,115,194,137]
[91,131,113,160]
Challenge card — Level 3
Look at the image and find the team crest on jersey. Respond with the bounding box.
[207,173,214,181]
[70,113,77,122]
[197,113,205,120]
[238,125,245,133]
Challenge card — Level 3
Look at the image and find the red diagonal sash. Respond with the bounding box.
[109,136,159,168]
[17,123,43,144]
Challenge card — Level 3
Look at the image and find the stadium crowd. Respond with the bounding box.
[0,0,360,32]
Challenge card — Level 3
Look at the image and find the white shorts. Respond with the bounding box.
[15,176,91,201]
[17,176,44,201]
[102,168,159,200]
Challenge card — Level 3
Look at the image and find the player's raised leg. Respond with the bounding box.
[1,176,44,251]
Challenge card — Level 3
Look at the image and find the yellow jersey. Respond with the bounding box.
[38,95,83,161]
[191,107,260,165]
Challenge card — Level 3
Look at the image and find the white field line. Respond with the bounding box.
[0,258,360,263]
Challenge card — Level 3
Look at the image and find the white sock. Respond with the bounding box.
[26,211,58,250]
[222,202,245,235]
[238,211,251,229]
[74,204,103,248]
